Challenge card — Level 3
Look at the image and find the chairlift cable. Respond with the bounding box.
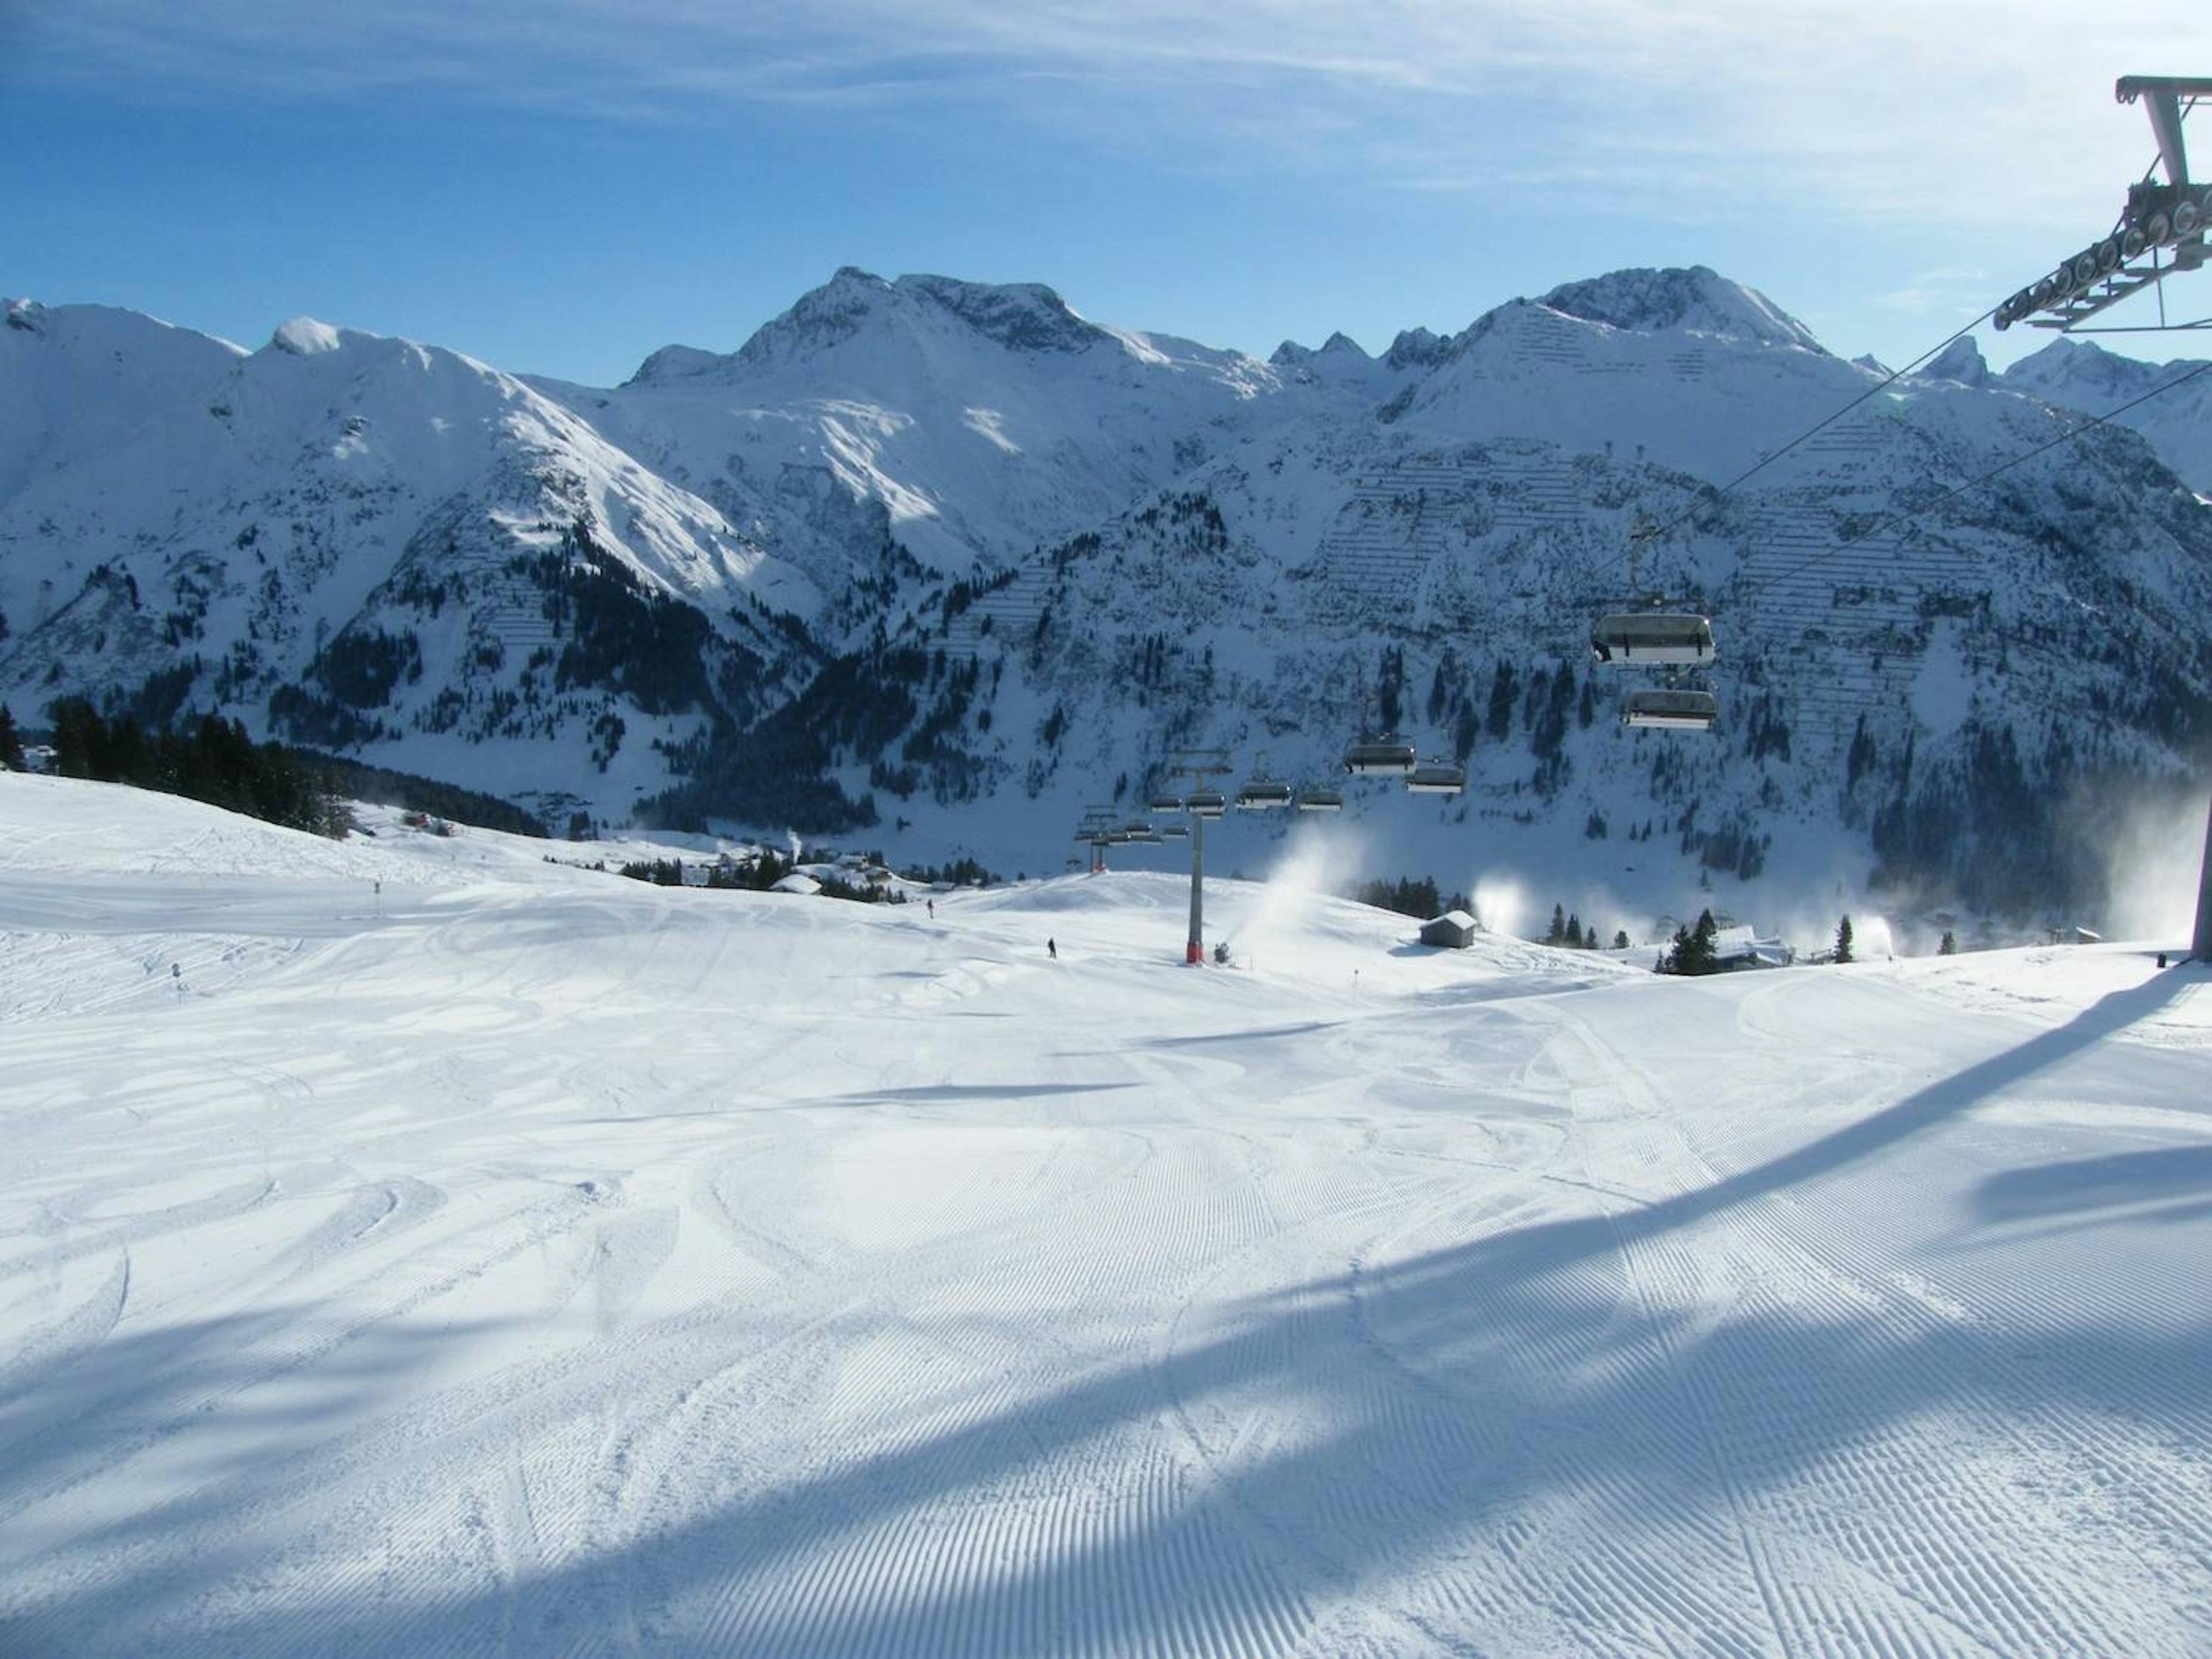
[1718,356,2212,618]
[1595,127,2181,588]
[1588,304,2003,589]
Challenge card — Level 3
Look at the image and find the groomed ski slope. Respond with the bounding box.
[3,774,2210,1657]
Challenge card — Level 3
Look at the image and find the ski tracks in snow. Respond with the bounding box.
[6,831,2211,1656]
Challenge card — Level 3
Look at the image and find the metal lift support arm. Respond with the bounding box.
[2116,76,2211,186]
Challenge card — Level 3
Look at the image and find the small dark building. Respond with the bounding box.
[1419,909,1479,949]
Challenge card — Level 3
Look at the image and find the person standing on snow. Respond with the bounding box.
[1047,937,1057,960]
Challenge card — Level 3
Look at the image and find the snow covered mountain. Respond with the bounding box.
[1995,336,2212,494]
[524,267,1309,586]
[4,270,2210,934]
[0,297,827,820]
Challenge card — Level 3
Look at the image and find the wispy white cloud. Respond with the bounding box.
[1872,266,1997,314]
[11,1,2202,233]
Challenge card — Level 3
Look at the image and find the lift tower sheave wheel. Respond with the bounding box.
[2001,77,2212,956]
[1997,75,2212,334]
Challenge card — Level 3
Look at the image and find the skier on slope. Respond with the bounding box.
[1048,937,1057,960]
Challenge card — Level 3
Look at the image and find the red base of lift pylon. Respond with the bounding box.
[1185,941,1205,965]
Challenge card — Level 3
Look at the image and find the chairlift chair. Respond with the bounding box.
[1185,789,1228,819]
[1162,823,1190,839]
[1147,792,1184,813]
[1235,776,1294,810]
[1342,734,1418,775]
[1590,611,1715,666]
[1294,783,1344,813]
[1406,759,1467,795]
[1622,687,1719,731]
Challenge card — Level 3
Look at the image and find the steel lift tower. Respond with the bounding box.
[1991,75,2212,960]
[1165,750,1233,965]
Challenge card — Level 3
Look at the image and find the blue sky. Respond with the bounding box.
[5,2,2206,385]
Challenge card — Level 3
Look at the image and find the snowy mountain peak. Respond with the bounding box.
[728,267,1109,372]
[1995,336,2212,491]
[731,267,893,367]
[269,316,345,357]
[1999,336,2150,399]
[892,274,1107,355]
[1271,331,1372,369]
[624,343,725,386]
[1918,336,1990,387]
[1385,326,1450,370]
[1537,265,1824,351]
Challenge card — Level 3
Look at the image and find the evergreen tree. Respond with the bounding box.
[1547,903,1566,945]
[1835,914,1855,964]
[1565,914,1584,948]
[0,703,23,772]
[1939,930,1957,956]
[1486,660,1518,741]
[1663,908,1722,975]
[1613,929,1630,951]
[1844,714,1876,790]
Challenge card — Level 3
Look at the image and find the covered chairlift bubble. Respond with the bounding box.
[1119,819,1155,839]
[1406,759,1467,795]
[1592,534,1719,735]
[1589,611,1714,666]
[1162,823,1190,839]
[1185,789,1228,819]
[1294,783,1344,813]
[1342,734,1418,775]
[1236,775,1294,810]
[1622,687,1719,731]
[1147,791,1184,813]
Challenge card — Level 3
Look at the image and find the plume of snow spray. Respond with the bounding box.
[1236,819,1369,961]
[2099,789,2209,944]
[1471,874,1529,941]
